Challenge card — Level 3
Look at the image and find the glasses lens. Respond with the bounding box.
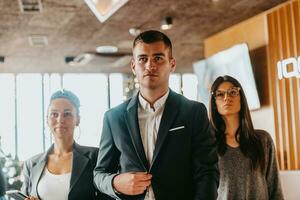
[214,87,240,100]
[228,88,239,97]
[214,91,225,99]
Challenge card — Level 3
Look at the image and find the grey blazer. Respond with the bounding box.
[94,90,219,200]
[21,142,108,200]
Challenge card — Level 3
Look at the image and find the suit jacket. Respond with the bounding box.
[94,90,219,200]
[21,142,110,200]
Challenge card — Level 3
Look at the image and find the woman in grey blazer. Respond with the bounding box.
[21,89,109,200]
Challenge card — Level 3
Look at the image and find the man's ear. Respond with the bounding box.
[131,59,136,76]
[170,57,176,72]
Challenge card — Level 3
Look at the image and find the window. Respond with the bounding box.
[0,73,198,161]
[16,74,43,160]
[63,74,109,147]
[0,74,16,157]
[169,73,181,94]
[182,74,198,101]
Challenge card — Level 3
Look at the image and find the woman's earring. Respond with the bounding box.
[74,125,81,141]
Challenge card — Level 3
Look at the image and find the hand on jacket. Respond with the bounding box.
[113,172,152,195]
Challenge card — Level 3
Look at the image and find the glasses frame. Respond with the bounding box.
[212,87,241,100]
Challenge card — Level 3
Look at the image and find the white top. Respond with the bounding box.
[37,167,71,200]
[138,90,169,200]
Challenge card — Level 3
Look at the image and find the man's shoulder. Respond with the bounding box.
[173,92,206,110]
[106,98,131,114]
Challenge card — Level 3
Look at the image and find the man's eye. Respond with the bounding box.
[154,56,163,62]
[138,57,147,62]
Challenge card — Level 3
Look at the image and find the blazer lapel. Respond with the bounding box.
[31,146,53,198]
[150,90,180,170]
[125,93,148,171]
[69,143,89,193]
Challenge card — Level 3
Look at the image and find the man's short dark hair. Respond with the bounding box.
[133,30,173,58]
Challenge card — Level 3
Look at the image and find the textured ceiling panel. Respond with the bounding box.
[0,0,287,73]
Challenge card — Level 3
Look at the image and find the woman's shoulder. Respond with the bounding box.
[23,152,47,168]
[255,129,275,148]
[255,129,272,139]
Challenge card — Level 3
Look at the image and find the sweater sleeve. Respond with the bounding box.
[264,132,284,200]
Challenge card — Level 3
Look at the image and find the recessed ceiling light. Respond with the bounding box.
[96,45,118,53]
[160,16,173,30]
[129,27,141,36]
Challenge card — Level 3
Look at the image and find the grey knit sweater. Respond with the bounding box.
[217,130,284,200]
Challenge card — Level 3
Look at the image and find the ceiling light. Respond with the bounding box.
[96,45,118,53]
[160,16,173,30]
[129,27,141,36]
[66,53,94,66]
[84,0,129,23]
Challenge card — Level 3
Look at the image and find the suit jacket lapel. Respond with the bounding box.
[69,143,89,193]
[31,145,53,198]
[125,93,148,170]
[150,90,180,170]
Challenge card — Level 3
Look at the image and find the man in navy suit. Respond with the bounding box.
[94,30,219,200]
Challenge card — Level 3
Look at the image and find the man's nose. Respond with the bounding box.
[145,59,156,71]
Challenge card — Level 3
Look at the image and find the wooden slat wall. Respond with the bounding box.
[267,0,300,170]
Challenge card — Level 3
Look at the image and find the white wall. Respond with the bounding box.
[251,106,276,144]
[280,171,300,200]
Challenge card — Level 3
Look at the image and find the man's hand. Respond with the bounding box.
[112,172,152,195]
[25,197,40,200]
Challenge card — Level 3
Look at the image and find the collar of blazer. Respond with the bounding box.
[29,142,90,198]
[125,89,181,171]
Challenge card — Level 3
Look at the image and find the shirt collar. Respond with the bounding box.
[138,89,169,112]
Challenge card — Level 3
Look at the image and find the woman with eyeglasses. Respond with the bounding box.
[21,89,111,200]
[209,75,284,200]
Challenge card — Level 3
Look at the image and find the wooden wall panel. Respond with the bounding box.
[204,14,267,57]
[267,0,300,170]
[203,0,300,170]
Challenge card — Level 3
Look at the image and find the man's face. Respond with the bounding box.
[131,41,176,91]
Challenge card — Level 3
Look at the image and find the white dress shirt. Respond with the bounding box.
[138,90,169,200]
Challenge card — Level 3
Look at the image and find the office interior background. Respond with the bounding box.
[0,0,299,199]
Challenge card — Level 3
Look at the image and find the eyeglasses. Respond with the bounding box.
[212,87,240,100]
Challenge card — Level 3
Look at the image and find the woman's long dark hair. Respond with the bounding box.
[209,75,265,171]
